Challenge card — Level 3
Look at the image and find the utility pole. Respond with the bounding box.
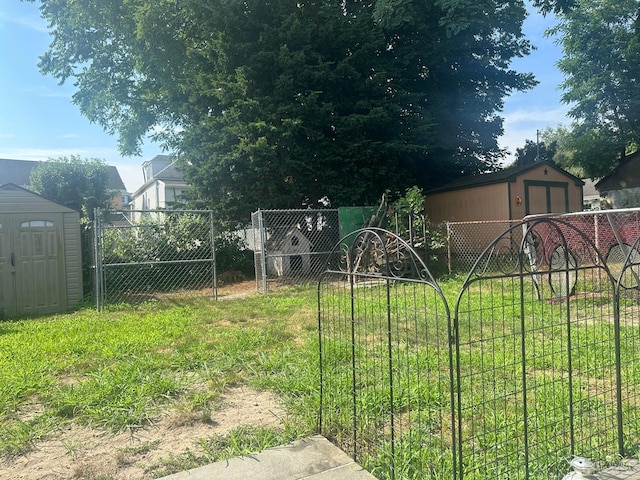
[536,129,540,162]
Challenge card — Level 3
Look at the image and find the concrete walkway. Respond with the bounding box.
[159,435,376,480]
[158,435,640,480]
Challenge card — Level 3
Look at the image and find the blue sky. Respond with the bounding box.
[1,1,569,193]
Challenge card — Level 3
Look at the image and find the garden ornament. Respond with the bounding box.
[561,456,598,480]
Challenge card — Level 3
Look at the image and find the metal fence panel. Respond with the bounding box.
[252,209,339,292]
[446,220,523,274]
[446,208,640,275]
[93,209,216,309]
[318,228,455,479]
[455,218,620,479]
[318,210,640,479]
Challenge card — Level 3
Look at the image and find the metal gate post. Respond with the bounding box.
[258,210,268,293]
[93,207,103,311]
[209,211,218,300]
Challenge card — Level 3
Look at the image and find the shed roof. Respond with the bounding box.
[425,161,584,195]
[0,183,80,214]
[0,158,126,191]
[595,151,640,193]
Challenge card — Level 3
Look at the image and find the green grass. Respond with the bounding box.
[0,288,320,469]
[318,271,640,479]
[2,274,639,479]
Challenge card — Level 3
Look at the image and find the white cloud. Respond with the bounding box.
[19,86,73,99]
[0,10,48,33]
[499,104,571,161]
[503,105,570,127]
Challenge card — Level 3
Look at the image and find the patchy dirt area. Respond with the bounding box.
[1,386,285,480]
[216,279,259,299]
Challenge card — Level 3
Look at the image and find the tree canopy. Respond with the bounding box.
[29,156,113,216]
[29,0,537,223]
[552,0,640,178]
[514,138,557,166]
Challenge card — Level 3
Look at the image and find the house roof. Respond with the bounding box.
[0,158,126,191]
[595,151,640,193]
[425,161,584,195]
[134,155,187,196]
[0,159,40,187]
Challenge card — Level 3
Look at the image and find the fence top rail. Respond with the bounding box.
[111,209,214,214]
[253,208,338,214]
[446,219,523,226]
[524,206,640,221]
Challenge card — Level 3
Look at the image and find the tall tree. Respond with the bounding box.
[30,0,535,224]
[514,138,557,166]
[551,0,640,178]
[29,156,112,215]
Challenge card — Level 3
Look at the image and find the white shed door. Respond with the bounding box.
[0,214,66,317]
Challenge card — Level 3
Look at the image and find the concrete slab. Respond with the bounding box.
[158,435,376,480]
[599,459,640,479]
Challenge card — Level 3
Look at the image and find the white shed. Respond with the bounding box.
[0,184,83,318]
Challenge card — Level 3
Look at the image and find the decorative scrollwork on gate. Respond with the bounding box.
[328,227,431,282]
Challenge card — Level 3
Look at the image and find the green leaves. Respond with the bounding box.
[553,0,640,176]
[29,155,112,215]
[32,0,536,223]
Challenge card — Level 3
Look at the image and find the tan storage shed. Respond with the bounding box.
[424,161,584,223]
[0,183,83,318]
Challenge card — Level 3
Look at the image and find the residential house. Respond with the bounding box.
[581,178,602,210]
[131,155,189,214]
[595,151,640,208]
[0,158,128,209]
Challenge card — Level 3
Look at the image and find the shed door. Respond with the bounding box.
[15,215,66,315]
[0,214,67,317]
[524,181,569,215]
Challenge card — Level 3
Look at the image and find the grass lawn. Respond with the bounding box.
[0,285,320,478]
[3,272,639,480]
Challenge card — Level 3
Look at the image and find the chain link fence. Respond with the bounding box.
[445,208,640,275]
[445,220,522,274]
[252,209,340,293]
[93,209,216,309]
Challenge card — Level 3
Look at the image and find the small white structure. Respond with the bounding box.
[561,456,598,480]
[0,184,83,317]
[266,228,312,277]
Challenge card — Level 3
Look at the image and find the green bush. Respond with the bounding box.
[215,232,254,277]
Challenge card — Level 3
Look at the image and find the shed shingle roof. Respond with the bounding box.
[425,161,584,195]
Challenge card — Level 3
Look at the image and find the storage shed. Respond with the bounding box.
[424,161,584,223]
[0,184,83,318]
